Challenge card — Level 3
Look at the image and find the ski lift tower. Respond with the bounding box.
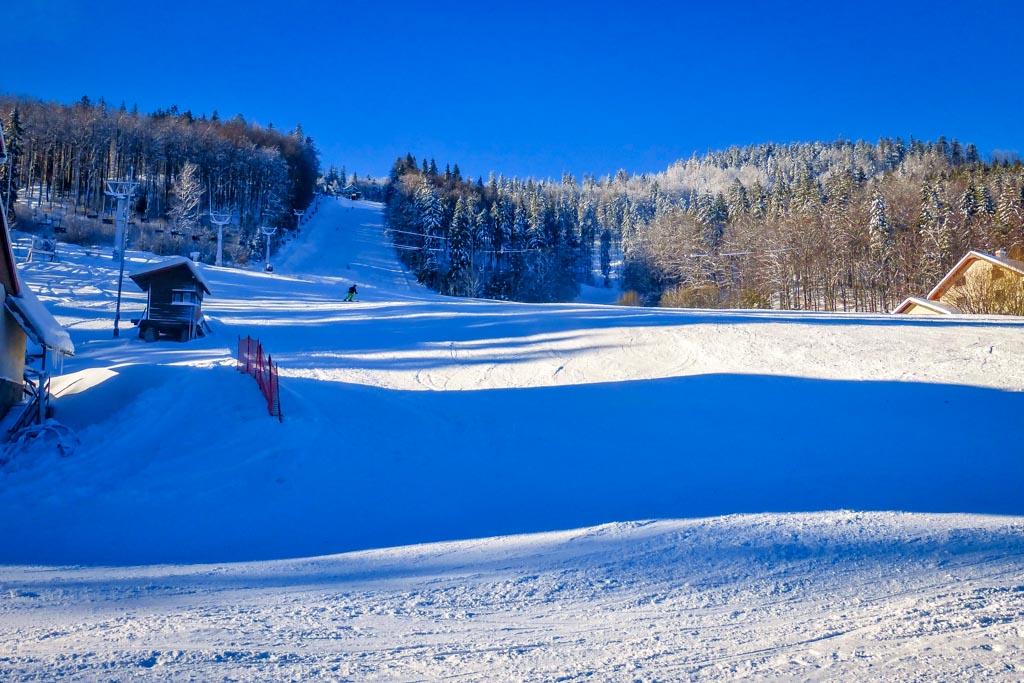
[208,208,232,267]
[293,209,304,229]
[260,226,277,272]
[104,174,139,338]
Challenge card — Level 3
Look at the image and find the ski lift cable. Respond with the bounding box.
[386,227,449,240]
[390,244,443,252]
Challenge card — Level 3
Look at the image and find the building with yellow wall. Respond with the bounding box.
[895,250,1024,316]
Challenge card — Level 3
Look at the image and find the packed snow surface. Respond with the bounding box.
[1,198,1022,681]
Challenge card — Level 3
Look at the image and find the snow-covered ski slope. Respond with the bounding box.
[2,197,1023,681]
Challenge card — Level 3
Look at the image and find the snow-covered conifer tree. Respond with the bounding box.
[446,197,473,295]
[868,190,892,263]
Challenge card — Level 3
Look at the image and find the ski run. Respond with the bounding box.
[1,197,1022,681]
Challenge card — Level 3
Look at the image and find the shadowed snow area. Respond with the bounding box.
[2,198,1023,681]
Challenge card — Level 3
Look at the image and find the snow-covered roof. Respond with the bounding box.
[129,256,212,295]
[4,282,75,355]
[893,296,960,315]
[926,250,1024,301]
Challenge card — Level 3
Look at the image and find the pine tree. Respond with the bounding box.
[996,179,1022,236]
[466,194,487,272]
[960,181,978,223]
[868,190,892,264]
[447,197,473,295]
[979,184,996,215]
[409,177,443,283]
[965,143,980,165]
[726,179,749,217]
[415,176,443,240]
[950,139,964,166]
[599,228,612,286]
[489,193,512,271]
[918,183,954,281]
[700,193,729,252]
[578,196,598,284]
[792,172,820,213]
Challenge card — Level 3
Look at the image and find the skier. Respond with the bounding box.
[344,284,358,302]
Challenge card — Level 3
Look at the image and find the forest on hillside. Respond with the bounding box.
[3,94,1022,310]
[0,96,319,263]
[385,139,1024,311]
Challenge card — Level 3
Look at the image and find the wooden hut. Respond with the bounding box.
[129,257,212,342]
[895,250,1024,316]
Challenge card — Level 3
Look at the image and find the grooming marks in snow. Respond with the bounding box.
[1,198,1023,681]
[1,513,1022,681]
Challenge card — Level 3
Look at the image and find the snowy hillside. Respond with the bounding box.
[1,197,1023,681]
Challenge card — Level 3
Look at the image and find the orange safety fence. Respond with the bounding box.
[237,335,282,421]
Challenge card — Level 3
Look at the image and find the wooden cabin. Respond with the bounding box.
[129,256,212,342]
[895,250,1024,316]
[1,155,75,427]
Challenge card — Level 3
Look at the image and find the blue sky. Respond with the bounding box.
[8,1,1023,181]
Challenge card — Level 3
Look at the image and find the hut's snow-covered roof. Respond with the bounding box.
[129,256,212,295]
[4,283,75,356]
[893,296,960,315]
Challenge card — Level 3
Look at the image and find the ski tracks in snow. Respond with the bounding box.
[1,513,1022,682]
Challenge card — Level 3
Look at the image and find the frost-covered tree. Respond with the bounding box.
[868,190,893,278]
[599,228,612,286]
[416,175,443,239]
[446,197,473,296]
[918,182,954,282]
[959,181,979,223]
[169,161,204,231]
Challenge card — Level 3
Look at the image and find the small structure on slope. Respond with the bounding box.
[894,249,1024,316]
[129,256,212,342]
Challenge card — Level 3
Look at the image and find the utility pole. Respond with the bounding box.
[208,208,232,267]
[104,171,139,338]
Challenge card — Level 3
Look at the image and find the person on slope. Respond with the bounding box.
[344,284,358,302]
